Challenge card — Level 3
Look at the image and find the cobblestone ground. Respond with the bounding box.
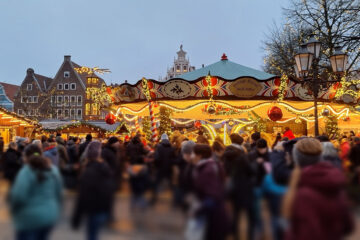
[1,180,360,240]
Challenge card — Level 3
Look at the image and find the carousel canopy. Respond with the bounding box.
[176,54,275,81]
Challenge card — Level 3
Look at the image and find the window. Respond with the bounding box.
[176,65,180,72]
[64,83,69,90]
[18,109,23,115]
[64,96,69,106]
[92,78,98,84]
[85,103,91,115]
[64,71,70,78]
[57,109,62,118]
[57,84,63,90]
[87,78,91,84]
[86,90,91,100]
[33,96,38,103]
[64,109,69,117]
[70,96,76,105]
[57,96,63,106]
[70,109,75,118]
[77,109,82,118]
[21,96,26,103]
[70,83,76,90]
[34,109,39,116]
[51,96,56,106]
[28,109,32,116]
[77,96,82,106]
[92,103,98,115]
[27,84,32,91]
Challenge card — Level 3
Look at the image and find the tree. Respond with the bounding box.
[263,0,360,75]
[263,24,312,76]
[158,106,172,136]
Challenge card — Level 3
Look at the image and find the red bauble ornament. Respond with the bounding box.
[194,121,202,129]
[267,106,283,121]
[105,113,116,125]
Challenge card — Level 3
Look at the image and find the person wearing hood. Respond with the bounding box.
[151,133,175,204]
[284,138,354,240]
[72,141,115,240]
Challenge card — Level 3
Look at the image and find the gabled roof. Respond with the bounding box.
[176,55,275,81]
[33,74,52,92]
[0,82,19,102]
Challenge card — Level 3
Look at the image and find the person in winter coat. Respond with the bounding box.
[126,135,148,165]
[283,127,295,140]
[72,141,115,240]
[284,138,354,240]
[10,144,63,240]
[349,137,360,172]
[223,133,245,177]
[225,146,256,240]
[191,144,230,240]
[101,137,121,185]
[43,139,59,167]
[2,142,22,185]
[173,140,195,211]
[321,142,342,169]
[340,137,351,171]
[60,139,80,189]
[78,134,92,160]
[248,138,270,237]
[151,133,175,204]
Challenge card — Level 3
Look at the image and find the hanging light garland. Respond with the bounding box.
[141,77,158,142]
[277,74,288,102]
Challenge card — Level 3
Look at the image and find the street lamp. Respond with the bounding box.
[294,35,348,136]
[330,47,348,73]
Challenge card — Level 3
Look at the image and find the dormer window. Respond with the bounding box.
[27,84,32,91]
[64,71,70,78]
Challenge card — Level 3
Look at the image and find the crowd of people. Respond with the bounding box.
[0,128,359,240]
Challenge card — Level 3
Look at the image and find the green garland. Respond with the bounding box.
[43,121,128,134]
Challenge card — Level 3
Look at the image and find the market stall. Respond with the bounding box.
[0,106,40,144]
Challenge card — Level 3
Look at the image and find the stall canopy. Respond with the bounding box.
[0,106,39,144]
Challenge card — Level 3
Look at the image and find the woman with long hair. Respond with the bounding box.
[10,144,63,240]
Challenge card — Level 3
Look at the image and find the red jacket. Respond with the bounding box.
[286,162,353,240]
[283,129,295,140]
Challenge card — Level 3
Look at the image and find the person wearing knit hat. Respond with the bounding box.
[284,137,354,239]
[292,138,323,168]
[160,133,169,141]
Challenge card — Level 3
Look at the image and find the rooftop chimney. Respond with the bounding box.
[64,55,71,62]
[26,68,34,76]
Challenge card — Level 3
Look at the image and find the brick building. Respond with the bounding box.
[14,55,106,120]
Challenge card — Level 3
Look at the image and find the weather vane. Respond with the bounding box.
[74,66,111,75]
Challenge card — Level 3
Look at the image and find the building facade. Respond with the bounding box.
[0,82,19,111]
[14,55,106,120]
[161,45,195,81]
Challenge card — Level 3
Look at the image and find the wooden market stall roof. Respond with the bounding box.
[0,106,39,128]
[39,120,128,134]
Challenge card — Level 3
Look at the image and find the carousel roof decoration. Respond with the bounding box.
[177,53,275,81]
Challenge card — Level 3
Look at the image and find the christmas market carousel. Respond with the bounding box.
[102,54,360,143]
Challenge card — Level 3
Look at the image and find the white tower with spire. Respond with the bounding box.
[161,45,195,81]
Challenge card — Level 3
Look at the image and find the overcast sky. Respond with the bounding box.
[0,0,289,85]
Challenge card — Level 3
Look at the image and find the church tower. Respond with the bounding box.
[161,45,195,81]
